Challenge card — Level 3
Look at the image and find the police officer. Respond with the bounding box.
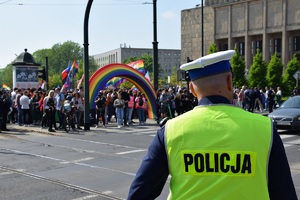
[127,50,297,200]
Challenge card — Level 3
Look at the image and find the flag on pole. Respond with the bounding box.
[62,62,72,84]
[2,83,11,90]
[61,74,71,91]
[77,74,84,89]
[40,80,45,90]
[69,59,79,79]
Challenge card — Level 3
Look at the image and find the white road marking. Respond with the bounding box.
[71,194,99,200]
[60,157,94,164]
[65,137,138,149]
[1,148,136,176]
[0,171,14,175]
[280,135,296,139]
[102,190,113,195]
[116,149,146,155]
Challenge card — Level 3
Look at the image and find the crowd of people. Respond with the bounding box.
[0,82,298,133]
[233,86,298,113]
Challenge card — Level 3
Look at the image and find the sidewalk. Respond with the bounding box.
[4,109,269,135]
[5,118,160,136]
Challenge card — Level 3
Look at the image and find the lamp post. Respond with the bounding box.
[83,0,94,130]
[152,0,159,91]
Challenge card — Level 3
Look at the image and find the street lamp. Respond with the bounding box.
[83,0,94,130]
[143,1,159,91]
[152,0,159,91]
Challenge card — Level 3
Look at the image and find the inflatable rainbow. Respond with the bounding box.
[89,63,157,119]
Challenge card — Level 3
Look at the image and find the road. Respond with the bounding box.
[0,120,299,199]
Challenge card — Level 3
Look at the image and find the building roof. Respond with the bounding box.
[12,48,41,66]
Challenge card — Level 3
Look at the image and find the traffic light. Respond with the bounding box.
[185,71,190,82]
[38,67,46,80]
[185,57,193,82]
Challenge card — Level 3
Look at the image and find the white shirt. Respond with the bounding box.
[19,95,30,109]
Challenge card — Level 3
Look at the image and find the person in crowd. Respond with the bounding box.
[127,90,135,125]
[0,90,11,131]
[253,87,263,112]
[291,87,298,96]
[95,91,106,128]
[40,91,48,129]
[19,90,31,127]
[114,93,125,128]
[267,87,276,113]
[30,91,42,126]
[10,87,18,123]
[135,93,146,125]
[45,90,56,132]
[275,86,282,107]
[174,92,183,116]
[159,89,171,119]
[238,86,245,109]
[73,92,84,129]
[106,90,114,123]
[121,88,130,126]
[127,50,297,200]
[15,89,23,126]
[264,86,269,110]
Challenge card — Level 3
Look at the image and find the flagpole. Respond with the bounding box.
[83,0,93,130]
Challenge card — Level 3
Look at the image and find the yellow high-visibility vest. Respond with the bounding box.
[165,105,272,200]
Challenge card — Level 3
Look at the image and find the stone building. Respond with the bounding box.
[181,0,300,72]
[92,45,181,79]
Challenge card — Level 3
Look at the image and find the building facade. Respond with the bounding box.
[181,0,300,73]
[92,46,181,79]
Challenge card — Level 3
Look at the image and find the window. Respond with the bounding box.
[239,42,245,56]
[274,38,281,53]
[256,40,262,52]
[294,36,300,51]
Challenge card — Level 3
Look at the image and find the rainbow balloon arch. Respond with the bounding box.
[89,63,157,119]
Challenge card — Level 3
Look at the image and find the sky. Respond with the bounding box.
[0,0,201,68]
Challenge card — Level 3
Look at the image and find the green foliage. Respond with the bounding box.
[31,41,99,89]
[123,54,153,73]
[266,52,283,88]
[248,49,267,88]
[282,54,300,95]
[119,81,133,89]
[0,64,13,87]
[231,49,247,88]
[208,43,218,54]
[170,66,178,86]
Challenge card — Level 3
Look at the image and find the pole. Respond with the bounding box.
[45,56,49,91]
[83,0,93,131]
[153,0,159,91]
[201,0,204,57]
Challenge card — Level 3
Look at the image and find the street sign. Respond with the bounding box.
[293,70,300,80]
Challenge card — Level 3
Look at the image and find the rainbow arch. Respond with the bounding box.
[89,63,157,119]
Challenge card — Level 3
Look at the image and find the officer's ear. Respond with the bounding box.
[189,82,197,98]
[226,72,233,93]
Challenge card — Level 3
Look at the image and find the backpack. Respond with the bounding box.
[138,97,143,106]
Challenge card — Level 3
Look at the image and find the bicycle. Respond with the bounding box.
[63,110,75,133]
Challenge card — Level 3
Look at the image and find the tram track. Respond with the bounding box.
[0,165,123,200]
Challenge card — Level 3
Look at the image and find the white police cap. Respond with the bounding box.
[180,50,235,81]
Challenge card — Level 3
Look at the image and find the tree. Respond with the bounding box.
[282,54,300,95]
[208,43,218,54]
[248,49,267,88]
[123,54,153,73]
[266,52,283,88]
[231,49,247,88]
[32,41,98,89]
[0,64,13,87]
